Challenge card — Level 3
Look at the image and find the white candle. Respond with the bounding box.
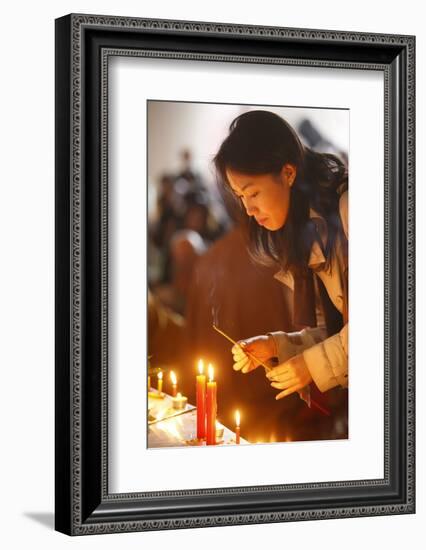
[171,392,188,410]
[215,421,224,441]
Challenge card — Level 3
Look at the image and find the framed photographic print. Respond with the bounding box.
[55,14,415,535]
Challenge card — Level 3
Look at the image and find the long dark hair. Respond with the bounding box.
[213,110,347,273]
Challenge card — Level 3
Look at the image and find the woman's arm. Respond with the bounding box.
[267,323,348,394]
[302,323,348,392]
[268,327,328,363]
[268,190,349,394]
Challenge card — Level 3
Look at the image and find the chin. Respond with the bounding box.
[263,220,281,231]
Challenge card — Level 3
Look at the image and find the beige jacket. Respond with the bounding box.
[269,191,348,393]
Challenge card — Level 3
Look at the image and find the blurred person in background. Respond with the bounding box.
[149,153,226,315]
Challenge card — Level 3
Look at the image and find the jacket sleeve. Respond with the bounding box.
[269,325,348,393]
[302,323,348,392]
[268,327,328,364]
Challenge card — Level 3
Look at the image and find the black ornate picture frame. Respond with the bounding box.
[55,13,415,535]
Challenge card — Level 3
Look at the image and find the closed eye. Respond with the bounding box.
[234,191,259,201]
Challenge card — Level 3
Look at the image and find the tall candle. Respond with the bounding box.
[170,370,177,397]
[196,360,206,439]
[157,371,163,394]
[206,364,217,445]
[235,410,241,445]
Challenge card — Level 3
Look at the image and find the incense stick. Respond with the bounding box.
[212,324,272,372]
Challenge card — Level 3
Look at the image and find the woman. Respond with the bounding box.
[214,110,348,401]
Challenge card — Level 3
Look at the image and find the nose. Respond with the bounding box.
[243,199,258,216]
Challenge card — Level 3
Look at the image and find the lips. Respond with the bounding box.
[256,217,268,225]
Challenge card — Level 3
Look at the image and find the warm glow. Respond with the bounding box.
[197,359,204,375]
[157,371,163,380]
[235,410,241,427]
[208,364,214,382]
[154,408,166,421]
[157,419,182,440]
[170,371,177,385]
[176,392,182,399]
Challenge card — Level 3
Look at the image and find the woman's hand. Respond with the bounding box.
[232,335,277,373]
[266,354,313,399]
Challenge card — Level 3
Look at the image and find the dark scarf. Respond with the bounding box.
[293,228,348,335]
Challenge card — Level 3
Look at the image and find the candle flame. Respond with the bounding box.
[208,363,214,382]
[176,392,182,399]
[157,371,163,380]
[235,410,240,427]
[197,359,204,375]
[170,370,177,385]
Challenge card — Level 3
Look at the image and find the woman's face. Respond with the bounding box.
[226,164,296,231]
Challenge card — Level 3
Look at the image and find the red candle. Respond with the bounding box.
[170,370,177,397]
[206,364,217,445]
[196,360,206,440]
[235,410,241,445]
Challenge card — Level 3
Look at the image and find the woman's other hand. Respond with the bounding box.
[232,335,277,373]
[266,354,313,399]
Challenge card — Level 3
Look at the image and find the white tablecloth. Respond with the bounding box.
[148,391,247,448]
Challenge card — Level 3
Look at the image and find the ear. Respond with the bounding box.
[281,163,297,187]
